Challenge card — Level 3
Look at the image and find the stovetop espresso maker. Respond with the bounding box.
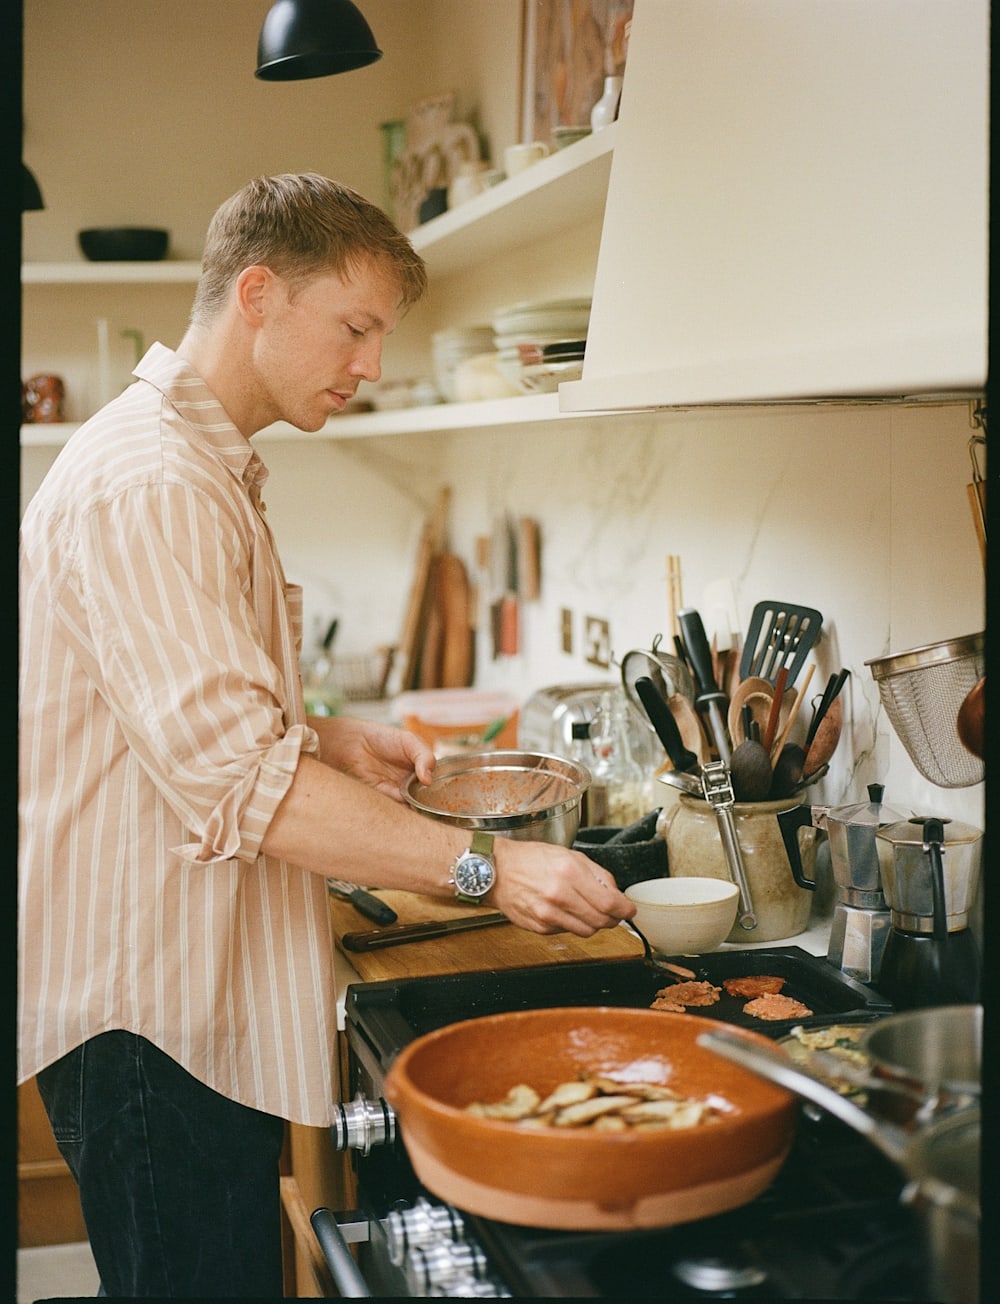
[875,815,982,1010]
[778,782,903,983]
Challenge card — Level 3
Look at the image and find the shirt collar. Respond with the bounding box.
[133,341,269,496]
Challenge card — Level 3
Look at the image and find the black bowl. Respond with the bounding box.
[78,227,169,262]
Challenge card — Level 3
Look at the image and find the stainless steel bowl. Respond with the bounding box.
[403,749,590,845]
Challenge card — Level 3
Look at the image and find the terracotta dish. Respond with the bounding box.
[384,1006,797,1230]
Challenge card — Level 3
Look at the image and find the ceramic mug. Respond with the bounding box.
[448,161,490,208]
[504,141,549,176]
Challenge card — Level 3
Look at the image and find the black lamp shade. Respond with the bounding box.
[255,0,382,80]
[23,163,45,212]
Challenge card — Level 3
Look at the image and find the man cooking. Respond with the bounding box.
[18,172,635,1298]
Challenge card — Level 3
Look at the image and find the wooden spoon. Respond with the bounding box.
[769,743,807,799]
[804,696,843,776]
[727,676,774,744]
[729,738,773,801]
[669,692,711,763]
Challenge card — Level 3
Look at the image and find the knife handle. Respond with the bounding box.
[341,912,509,952]
[348,889,398,926]
[677,608,721,699]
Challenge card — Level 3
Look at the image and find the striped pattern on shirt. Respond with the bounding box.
[19,343,340,1125]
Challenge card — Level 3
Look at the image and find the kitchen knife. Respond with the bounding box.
[677,608,732,764]
[327,880,398,926]
[341,912,510,951]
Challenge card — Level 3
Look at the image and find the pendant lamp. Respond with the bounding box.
[256,0,382,80]
[23,163,45,212]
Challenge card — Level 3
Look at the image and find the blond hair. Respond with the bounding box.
[189,173,427,325]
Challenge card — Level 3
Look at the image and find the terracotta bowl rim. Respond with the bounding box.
[384,1005,795,1144]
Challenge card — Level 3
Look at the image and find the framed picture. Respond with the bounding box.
[520,0,634,147]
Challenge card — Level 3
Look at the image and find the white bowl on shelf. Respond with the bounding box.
[519,356,585,392]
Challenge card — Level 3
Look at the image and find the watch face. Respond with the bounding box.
[454,854,495,897]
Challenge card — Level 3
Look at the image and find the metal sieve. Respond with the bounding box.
[866,633,985,788]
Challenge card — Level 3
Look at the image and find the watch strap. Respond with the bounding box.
[470,830,494,857]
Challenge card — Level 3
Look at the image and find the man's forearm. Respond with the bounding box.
[260,753,466,893]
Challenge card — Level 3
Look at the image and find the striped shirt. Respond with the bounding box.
[18,343,340,1126]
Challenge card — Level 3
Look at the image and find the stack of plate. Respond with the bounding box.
[491,297,590,392]
[432,326,496,401]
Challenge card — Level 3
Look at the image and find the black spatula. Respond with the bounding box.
[739,601,823,688]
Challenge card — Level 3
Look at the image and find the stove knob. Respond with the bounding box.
[329,1095,396,1155]
[404,1240,490,1295]
[385,1197,466,1265]
[672,1253,768,1295]
[442,1272,512,1297]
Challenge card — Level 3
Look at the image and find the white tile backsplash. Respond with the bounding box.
[265,399,984,831]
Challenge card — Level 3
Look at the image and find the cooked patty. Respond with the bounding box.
[743,992,814,1021]
[649,995,687,1012]
[722,975,786,998]
[652,980,722,1008]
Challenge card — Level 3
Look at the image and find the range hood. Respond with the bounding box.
[560,0,988,413]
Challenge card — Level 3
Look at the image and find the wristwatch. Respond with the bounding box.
[449,831,496,904]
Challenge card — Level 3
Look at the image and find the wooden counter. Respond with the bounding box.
[329,889,643,984]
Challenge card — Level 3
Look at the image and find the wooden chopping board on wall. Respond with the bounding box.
[392,486,474,692]
[329,891,644,983]
[418,552,473,689]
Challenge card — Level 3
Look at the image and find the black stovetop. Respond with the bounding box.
[464,1116,930,1299]
[342,950,928,1300]
[344,946,892,1078]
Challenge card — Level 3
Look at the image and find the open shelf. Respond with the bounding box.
[22,129,616,442]
[20,394,574,449]
[22,261,203,285]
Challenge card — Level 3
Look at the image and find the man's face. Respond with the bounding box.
[252,255,401,432]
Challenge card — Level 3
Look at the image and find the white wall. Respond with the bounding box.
[22,1,521,262]
[21,1,986,836]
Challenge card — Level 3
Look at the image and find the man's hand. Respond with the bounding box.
[307,715,435,801]
[489,839,637,938]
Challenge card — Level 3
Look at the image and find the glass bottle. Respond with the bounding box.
[568,719,594,828]
[301,618,341,717]
[586,688,648,827]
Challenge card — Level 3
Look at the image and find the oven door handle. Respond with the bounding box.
[310,1207,373,1298]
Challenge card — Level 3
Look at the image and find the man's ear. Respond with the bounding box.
[234,265,274,327]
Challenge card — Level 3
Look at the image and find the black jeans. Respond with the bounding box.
[36,1031,286,1299]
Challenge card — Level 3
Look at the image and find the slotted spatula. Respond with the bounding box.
[739,601,823,688]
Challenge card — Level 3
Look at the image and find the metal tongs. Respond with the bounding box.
[699,760,757,931]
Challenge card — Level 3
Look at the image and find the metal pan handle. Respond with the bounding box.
[310,1208,373,1298]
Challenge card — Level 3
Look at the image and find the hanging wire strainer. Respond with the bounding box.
[865,632,985,788]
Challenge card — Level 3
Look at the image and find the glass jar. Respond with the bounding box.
[586,689,649,828]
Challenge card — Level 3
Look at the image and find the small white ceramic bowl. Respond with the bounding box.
[625,877,739,955]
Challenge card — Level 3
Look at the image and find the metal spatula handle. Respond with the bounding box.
[700,761,757,930]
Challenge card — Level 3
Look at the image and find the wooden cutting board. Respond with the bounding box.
[329,890,643,983]
[417,553,472,689]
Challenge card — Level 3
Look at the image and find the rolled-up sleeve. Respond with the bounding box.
[172,726,312,863]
